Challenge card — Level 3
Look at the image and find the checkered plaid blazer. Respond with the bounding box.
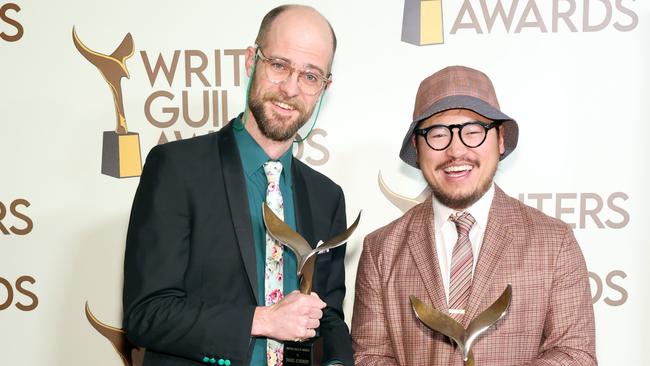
[351,185,596,365]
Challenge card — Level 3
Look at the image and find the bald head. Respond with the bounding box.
[255,5,337,70]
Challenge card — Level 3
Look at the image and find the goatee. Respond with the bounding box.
[430,159,496,210]
[249,91,311,142]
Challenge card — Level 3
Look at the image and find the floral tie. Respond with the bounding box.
[263,161,284,366]
[448,212,476,321]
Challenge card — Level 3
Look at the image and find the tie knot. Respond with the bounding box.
[263,161,283,184]
[450,212,475,237]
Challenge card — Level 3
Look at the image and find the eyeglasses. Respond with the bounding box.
[255,48,331,96]
[413,121,501,151]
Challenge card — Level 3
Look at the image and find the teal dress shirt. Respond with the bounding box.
[233,118,299,365]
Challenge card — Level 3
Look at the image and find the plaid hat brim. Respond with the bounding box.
[399,95,518,168]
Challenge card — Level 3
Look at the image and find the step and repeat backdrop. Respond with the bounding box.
[1,1,648,365]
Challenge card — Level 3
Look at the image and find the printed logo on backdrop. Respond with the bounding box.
[73,29,143,179]
[73,31,330,179]
[141,48,244,143]
[0,2,23,42]
[401,0,638,46]
[402,0,445,45]
[378,172,630,306]
[0,275,38,311]
[0,198,32,236]
[141,48,331,165]
[378,173,630,229]
[1,198,38,312]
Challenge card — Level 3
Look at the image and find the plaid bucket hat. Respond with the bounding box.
[399,66,519,168]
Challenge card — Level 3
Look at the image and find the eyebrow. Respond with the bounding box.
[266,54,327,76]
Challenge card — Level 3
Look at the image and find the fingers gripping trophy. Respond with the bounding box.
[263,203,360,366]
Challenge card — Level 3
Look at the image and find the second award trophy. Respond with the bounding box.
[410,285,512,366]
[262,203,360,366]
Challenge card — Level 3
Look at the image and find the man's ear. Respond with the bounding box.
[245,46,256,76]
[498,125,506,155]
[411,134,419,161]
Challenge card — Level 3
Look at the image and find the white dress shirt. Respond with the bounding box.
[432,183,495,302]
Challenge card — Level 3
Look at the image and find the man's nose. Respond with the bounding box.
[446,130,468,157]
[279,71,301,98]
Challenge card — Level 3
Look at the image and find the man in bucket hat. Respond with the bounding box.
[351,66,596,365]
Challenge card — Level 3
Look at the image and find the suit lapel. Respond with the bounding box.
[407,198,449,313]
[218,123,258,301]
[464,186,515,323]
[292,160,316,248]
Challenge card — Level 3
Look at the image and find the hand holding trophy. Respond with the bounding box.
[262,203,360,366]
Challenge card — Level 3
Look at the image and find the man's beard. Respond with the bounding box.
[430,159,497,210]
[248,81,313,142]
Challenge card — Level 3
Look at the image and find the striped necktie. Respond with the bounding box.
[448,212,476,321]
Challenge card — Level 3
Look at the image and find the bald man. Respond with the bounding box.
[123,5,352,366]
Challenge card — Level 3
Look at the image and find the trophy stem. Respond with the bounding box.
[299,256,316,294]
[111,85,128,134]
[464,350,475,366]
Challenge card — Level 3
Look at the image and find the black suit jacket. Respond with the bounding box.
[123,122,353,365]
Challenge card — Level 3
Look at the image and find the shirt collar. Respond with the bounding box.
[432,183,495,231]
[233,115,293,182]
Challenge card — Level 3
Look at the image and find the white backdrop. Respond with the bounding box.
[1,1,648,364]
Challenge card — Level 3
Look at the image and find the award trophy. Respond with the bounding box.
[402,0,445,46]
[72,27,142,178]
[410,284,512,366]
[262,203,361,366]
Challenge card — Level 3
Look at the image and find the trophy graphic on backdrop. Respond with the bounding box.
[402,0,445,46]
[378,171,430,214]
[72,27,142,178]
[262,203,361,366]
[85,302,144,366]
[410,285,512,366]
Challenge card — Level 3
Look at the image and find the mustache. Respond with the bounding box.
[263,91,306,113]
[435,158,480,171]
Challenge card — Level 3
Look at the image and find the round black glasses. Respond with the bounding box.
[413,121,501,151]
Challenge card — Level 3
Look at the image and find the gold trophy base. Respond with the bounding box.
[101,131,142,178]
[284,337,323,366]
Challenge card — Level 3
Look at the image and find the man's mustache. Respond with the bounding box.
[264,92,306,114]
[436,159,480,171]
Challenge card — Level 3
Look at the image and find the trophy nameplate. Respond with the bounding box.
[262,203,361,366]
[410,284,512,366]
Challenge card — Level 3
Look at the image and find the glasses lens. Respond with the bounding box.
[460,123,487,147]
[260,52,325,96]
[298,72,325,96]
[426,126,452,150]
[263,59,290,83]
